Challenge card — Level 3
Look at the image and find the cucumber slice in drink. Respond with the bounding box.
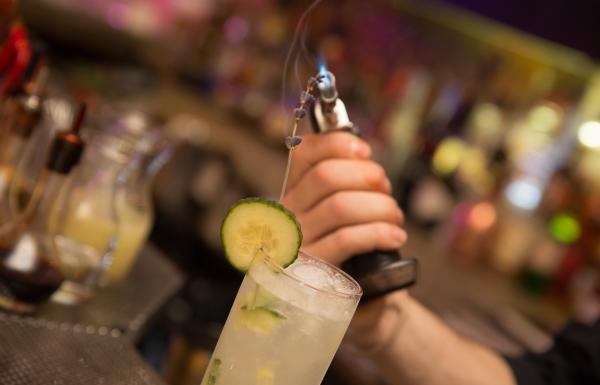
[245,285,277,308]
[256,368,275,385]
[237,305,286,335]
[204,358,222,385]
[220,198,302,272]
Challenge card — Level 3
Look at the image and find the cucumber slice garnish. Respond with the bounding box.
[220,198,302,272]
[236,305,286,335]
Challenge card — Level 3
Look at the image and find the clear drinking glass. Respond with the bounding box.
[201,251,362,385]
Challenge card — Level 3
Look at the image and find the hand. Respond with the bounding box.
[282,132,407,265]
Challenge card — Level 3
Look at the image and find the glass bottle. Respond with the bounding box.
[0,61,47,225]
[50,130,135,304]
[0,105,85,313]
[103,132,171,285]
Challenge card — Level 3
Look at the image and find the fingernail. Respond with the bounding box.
[352,141,371,158]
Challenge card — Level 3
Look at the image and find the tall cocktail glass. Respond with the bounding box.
[201,251,362,385]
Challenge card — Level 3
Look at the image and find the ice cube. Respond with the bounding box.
[287,262,332,291]
[252,257,359,321]
[329,271,358,295]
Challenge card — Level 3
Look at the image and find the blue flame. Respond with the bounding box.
[317,55,328,76]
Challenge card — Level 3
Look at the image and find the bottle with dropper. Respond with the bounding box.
[0,103,86,314]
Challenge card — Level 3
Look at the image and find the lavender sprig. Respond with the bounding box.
[278,75,325,202]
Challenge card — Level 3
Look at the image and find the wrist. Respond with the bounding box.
[346,291,410,354]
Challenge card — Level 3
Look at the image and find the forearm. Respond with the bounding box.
[355,293,516,385]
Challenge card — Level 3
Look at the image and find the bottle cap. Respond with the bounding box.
[46,103,86,174]
[46,132,85,174]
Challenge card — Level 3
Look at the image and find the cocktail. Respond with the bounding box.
[201,249,361,385]
[200,196,362,385]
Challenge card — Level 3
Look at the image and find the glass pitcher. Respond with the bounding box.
[102,131,171,285]
[50,132,134,304]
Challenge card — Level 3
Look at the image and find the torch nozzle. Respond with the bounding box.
[310,69,356,135]
[317,70,338,103]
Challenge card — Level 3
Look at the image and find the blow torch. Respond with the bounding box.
[309,68,418,302]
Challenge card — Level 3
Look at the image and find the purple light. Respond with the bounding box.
[106,3,128,30]
[224,16,250,44]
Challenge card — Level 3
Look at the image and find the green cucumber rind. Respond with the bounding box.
[206,358,221,385]
[240,305,287,320]
[237,305,287,335]
[220,197,302,273]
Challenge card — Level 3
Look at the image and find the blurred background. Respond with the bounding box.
[9,0,600,383]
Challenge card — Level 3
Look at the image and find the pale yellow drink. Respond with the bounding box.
[55,203,152,284]
[53,209,115,285]
[103,205,152,284]
[201,252,361,385]
[60,211,116,254]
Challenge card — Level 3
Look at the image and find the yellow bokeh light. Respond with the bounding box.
[458,149,494,195]
[527,104,561,133]
[472,103,503,132]
[432,137,466,176]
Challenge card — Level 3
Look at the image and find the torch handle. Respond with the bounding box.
[342,250,417,302]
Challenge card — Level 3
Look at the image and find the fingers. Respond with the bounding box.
[299,191,404,243]
[287,132,371,190]
[283,159,391,213]
[302,222,407,266]
[283,132,407,270]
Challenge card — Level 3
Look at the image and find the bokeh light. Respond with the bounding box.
[527,104,561,133]
[224,16,250,44]
[505,178,543,210]
[549,213,581,244]
[577,121,600,149]
[469,202,497,231]
[471,103,503,133]
[432,137,466,176]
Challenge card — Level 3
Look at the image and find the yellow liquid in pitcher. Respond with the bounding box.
[58,204,152,285]
[104,206,152,284]
[61,213,116,253]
